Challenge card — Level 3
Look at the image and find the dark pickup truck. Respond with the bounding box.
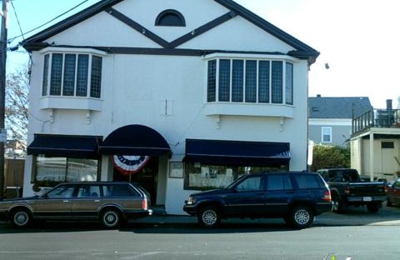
[316,168,387,213]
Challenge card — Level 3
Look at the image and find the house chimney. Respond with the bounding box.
[386,99,392,110]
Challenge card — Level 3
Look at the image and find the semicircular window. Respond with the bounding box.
[155,9,186,27]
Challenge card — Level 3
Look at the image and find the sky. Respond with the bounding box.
[3,0,400,109]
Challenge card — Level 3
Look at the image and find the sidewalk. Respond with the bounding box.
[138,205,400,227]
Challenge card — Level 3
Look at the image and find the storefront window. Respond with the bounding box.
[184,163,284,190]
[34,157,99,184]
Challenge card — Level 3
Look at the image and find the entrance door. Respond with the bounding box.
[381,141,397,179]
[113,157,159,205]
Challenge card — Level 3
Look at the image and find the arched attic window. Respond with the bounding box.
[155,9,186,27]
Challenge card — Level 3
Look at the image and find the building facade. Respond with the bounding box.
[309,95,372,147]
[21,0,319,214]
[351,99,400,181]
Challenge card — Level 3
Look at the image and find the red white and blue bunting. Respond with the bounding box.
[113,155,150,175]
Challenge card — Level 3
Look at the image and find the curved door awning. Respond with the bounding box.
[100,125,172,156]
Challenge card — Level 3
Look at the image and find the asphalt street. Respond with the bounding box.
[0,208,399,260]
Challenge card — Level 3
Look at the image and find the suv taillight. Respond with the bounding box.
[323,190,331,202]
[142,199,148,210]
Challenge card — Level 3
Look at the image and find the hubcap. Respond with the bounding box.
[15,212,28,226]
[202,210,217,226]
[294,209,310,225]
[104,212,118,226]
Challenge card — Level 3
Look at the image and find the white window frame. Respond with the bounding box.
[204,53,297,106]
[40,47,106,99]
[321,127,332,143]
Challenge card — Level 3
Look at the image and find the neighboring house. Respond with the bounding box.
[351,99,400,181]
[21,0,319,214]
[309,95,372,147]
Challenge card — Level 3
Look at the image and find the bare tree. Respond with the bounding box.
[5,66,29,156]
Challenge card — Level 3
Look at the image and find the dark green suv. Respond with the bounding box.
[183,172,332,229]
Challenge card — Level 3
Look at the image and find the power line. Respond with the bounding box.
[9,0,24,41]
[8,0,89,44]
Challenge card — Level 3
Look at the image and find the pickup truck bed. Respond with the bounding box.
[317,168,387,213]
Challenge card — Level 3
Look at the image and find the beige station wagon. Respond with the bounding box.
[0,182,152,228]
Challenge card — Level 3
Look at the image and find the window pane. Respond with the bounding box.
[66,158,98,182]
[78,185,100,197]
[46,185,75,199]
[90,56,102,98]
[42,54,49,96]
[76,54,89,97]
[35,157,98,183]
[35,157,67,182]
[207,60,217,102]
[236,177,262,191]
[258,61,270,103]
[63,54,76,96]
[381,142,394,149]
[285,62,293,105]
[322,127,332,142]
[294,175,321,189]
[104,184,133,197]
[50,54,63,96]
[218,59,231,102]
[267,175,292,191]
[184,164,279,190]
[232,60,244,102]
[271,61,283,103]
[245,60,257,102]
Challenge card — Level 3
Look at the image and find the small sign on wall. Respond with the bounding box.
[170,162,183,178]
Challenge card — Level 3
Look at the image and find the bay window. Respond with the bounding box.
[42,50,103,99]
[207,58,294,105]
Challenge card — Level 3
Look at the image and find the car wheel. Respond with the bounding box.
[367,203,380,213]
[11,208,32,228]
[387,198,393,207]
[287,206,314,229]
[332,195,345,214]
[101,209,121,229]
[198,206,221,228]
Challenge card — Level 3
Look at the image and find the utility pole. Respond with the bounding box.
[0,0,9,200]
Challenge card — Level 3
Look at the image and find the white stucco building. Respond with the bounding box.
[21,0,319,214]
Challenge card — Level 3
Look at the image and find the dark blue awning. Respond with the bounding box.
[27,134,102,158]
[183,139,290,166]
[100,124,172,156]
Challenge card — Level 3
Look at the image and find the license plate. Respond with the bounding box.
[363,197,372,201]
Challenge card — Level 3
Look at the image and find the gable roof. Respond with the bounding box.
[21,0,319,64]
[309,96,373,119]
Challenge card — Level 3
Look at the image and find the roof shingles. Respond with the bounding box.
[309,96,373,119]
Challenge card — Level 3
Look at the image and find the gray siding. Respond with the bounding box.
[309,125,351,147]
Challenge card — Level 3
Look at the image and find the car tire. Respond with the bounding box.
[101,209,121,229]
[198,206,221,228]
[367,202,380,213]
[11,208,32,228]
[332,195,345,214]
[287,206,314,229]
[387,198,393,207]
